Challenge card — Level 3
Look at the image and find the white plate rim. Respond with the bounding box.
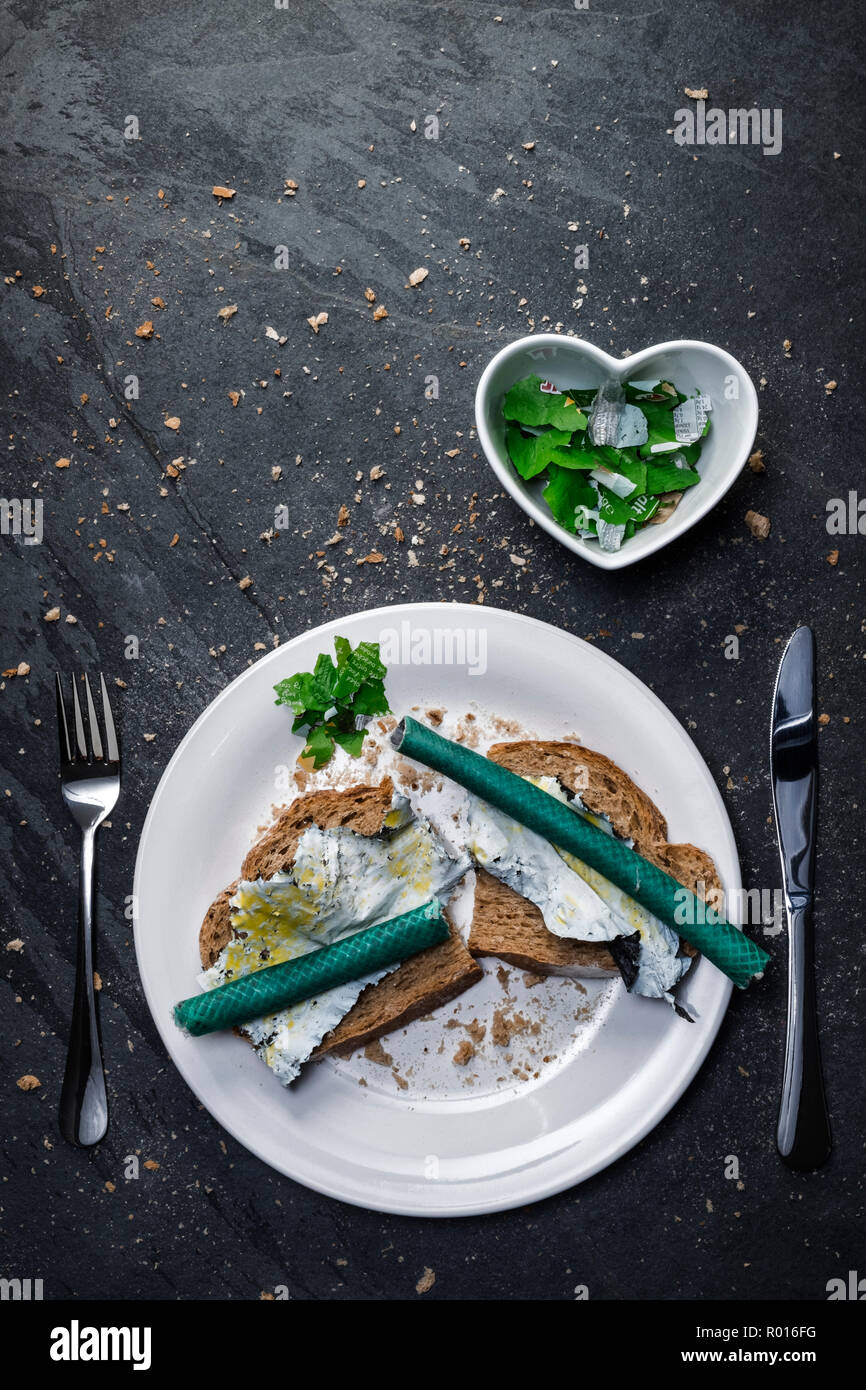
[133,602,737,1216]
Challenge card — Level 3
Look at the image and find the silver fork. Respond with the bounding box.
[56,673,121,1146]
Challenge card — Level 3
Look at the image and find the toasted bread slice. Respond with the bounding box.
[467,740,720,975]
[198,777,481,1057]
[199,780,396,967]
[199,880,239,970]
[470,868,618,976]
[240,778,397,882]
[314,921,482,1057]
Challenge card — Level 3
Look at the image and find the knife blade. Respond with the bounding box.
[770,625,831,1169]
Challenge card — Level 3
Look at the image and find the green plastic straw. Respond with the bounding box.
[175,899,448,1037]
[393,717,769,989]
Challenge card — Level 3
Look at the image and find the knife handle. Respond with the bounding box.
[777,901,831,1170]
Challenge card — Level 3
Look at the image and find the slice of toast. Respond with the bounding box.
[314,921,481,1056]
[470,867,618,976]
[198,778,481,1056]
[467,740,720,975]
[198,779,398,968]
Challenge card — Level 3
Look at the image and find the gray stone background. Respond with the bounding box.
[1,0,863,1300]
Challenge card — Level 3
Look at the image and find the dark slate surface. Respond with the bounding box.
[1,0,863,1302]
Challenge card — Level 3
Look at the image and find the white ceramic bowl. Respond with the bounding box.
[475,334,759,570]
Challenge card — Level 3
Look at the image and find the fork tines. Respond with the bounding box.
[56,673,120,767]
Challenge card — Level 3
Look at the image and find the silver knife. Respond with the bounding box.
[770,625,831,1169]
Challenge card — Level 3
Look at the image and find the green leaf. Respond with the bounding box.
[332,726,366,757]
[627,493,661,524]
[274,670,332,716]
[503,376,589,430]
[545,441,598,470]
[590,450,647,499]
[638,402,684,453]
[333,635,352,668]
[352,678,390,717]
[542,465,597,533]
[275,636,391,770]
[645,458,701,494]
[678,439,703,467]
[506,425,576,480]
[312,651,339,700]
[303,723,337,769]
[333,639,387,699]
[596,484,633,527]
[639,400,710,456]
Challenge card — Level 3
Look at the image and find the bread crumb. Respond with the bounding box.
[452,1039,475,1066]
[491,1009,530,1047]
[416,1267,436,1294]
[17,1074,40,1090]
[364,1039,393,1067]
[744,509,770,540]
[454,715,481,748]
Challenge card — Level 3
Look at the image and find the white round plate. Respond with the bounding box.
[134,603,738,1216]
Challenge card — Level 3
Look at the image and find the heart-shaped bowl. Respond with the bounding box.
[475,334,759,570]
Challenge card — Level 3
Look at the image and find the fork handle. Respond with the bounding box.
[59,826,109,1146]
